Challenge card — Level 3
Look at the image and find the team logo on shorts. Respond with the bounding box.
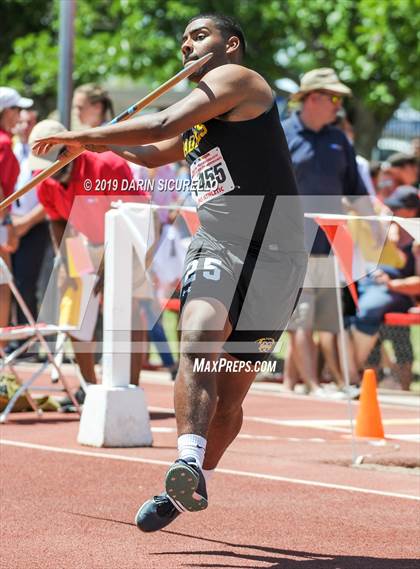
[256,337,275,353]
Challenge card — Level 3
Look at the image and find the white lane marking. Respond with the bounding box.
[149,405,175,413]
[151,427,175,433]
[382,419,420,426]
[149,406,350,432]
[1,439,418,502]
[387,434,420,442]
[142,375,420,410]
[148,406,420,439]
[249,417,420,427]
[152,429,324,443]
[149,407,419,427]
[149,421,323,443]
[237,434,277,441]
[290,438,326,443]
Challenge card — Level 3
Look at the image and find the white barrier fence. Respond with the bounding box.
[78,203,155,447]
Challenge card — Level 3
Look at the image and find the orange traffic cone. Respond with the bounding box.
[355,369,385,439]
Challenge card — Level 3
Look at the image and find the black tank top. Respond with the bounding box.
[182,102,305,252]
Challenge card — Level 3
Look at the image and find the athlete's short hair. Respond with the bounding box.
[188,13,246,57]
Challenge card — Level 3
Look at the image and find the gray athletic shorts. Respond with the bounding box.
[180,229,308,362]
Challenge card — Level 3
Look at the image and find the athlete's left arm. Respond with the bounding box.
[32,66,259,155]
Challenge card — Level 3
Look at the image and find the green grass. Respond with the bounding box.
[149,310,180,364]
[411,326,420,375]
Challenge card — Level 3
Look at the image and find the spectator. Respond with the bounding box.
[336,113,376,196]
[130,164,186,379]
[29,120,143,406]
[349,186,419,390]
[11,109,51,327]
[412,137,420,159]
[130,164,179,224]
[411,138,420,187]
[369,161,381,193]
[73,83,114,127]
[282,68,374,396]
[376,165,398,202]
[0,87,33,340]
[71,83,149,381]
[387,153,418,187]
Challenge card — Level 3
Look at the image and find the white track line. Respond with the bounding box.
[152,427,323,443]
[149,406,419,439]
[142,375,420,410]
[151,427,278,441]
[387,434,420,442]
[1,439,418,502]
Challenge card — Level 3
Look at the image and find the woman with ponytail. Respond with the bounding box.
[73,84,114,128]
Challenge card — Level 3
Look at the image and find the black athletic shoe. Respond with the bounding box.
[58,386,87,414]
[135,493,182,532]
[59,386,86,408]
[165,458,208,513]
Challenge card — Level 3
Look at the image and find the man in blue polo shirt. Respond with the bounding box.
[282,68,372,395]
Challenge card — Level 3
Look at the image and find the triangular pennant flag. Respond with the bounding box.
[315,218,358,307]
[180,210,200,235]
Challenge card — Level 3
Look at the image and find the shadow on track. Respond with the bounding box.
[4,416,80,425]
[149,411,174,420]
[156,531,417,568]
[67,511,135,527]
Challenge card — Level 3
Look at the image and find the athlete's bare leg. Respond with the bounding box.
[174,297,232,438]
[176,297,258,468]
[203,353,256,469]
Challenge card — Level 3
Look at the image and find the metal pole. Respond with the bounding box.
[58,0,75,128]
[333,253,358,464]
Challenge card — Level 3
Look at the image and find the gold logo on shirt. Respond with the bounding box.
[183,123,208,156]
[256,337,276,353]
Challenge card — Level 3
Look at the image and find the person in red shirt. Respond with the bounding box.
[29,119,147,402]
[0,87,33,338]
[0,88,33,202]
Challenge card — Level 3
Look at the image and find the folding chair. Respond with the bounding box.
[0,257,80,422]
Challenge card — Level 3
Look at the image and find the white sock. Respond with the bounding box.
[177,434,207,468]
[202,469,215,485]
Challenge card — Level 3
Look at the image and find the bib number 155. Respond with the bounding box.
[192,162,226,197]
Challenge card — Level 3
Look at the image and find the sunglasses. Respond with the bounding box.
[318,92,342,104]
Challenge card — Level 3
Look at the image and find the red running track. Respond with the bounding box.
[1,375,419,568]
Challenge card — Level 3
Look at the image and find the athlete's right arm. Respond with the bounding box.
[109,135,184,168]
[32,66,264,156]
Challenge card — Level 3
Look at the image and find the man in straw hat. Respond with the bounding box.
[282,68,375,397]
[290,67,351,101]
[33,13,308,531]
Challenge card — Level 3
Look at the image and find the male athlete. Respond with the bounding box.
[33,14,307,532]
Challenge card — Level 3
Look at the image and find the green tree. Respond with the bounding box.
[1,0,419,155]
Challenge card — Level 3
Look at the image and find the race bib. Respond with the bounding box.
[190,146,235,208]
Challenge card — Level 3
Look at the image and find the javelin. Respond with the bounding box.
[0,53,213,212]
